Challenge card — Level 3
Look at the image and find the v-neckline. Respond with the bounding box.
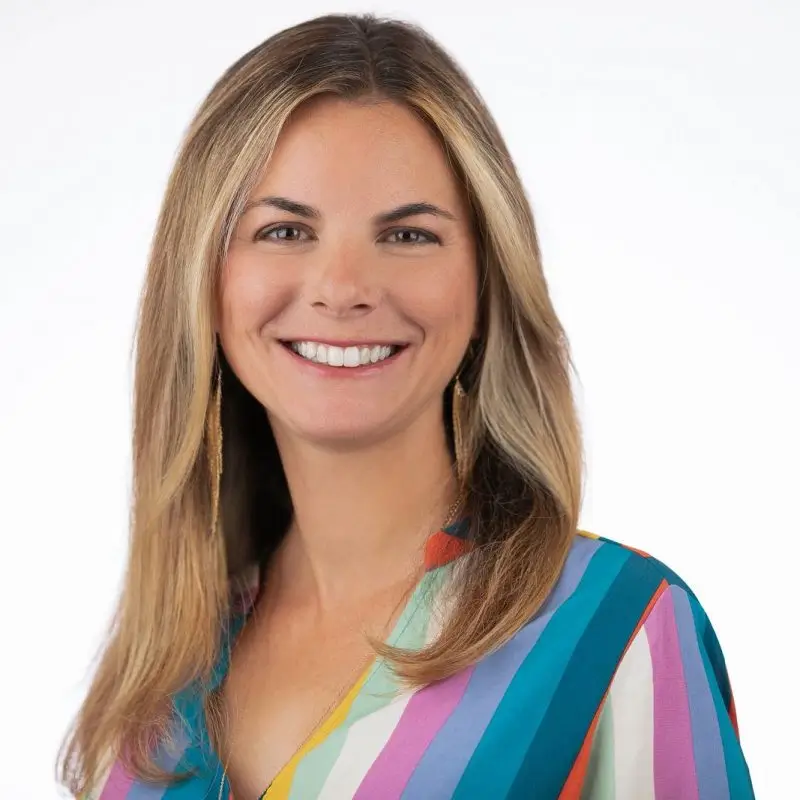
[255,564,453,798]
[219,519,471,798]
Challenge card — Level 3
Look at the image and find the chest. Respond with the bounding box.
[212,643,599,800]
[216,603,397,798]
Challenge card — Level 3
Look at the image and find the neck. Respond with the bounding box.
[267,407,459,611]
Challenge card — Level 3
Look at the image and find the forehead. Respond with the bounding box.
[251,96,467,213]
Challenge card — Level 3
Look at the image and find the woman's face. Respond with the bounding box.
[219,96,478,447]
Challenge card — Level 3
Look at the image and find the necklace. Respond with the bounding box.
[216,492,465,800]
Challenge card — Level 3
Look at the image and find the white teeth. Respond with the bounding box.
[289,341,399,367]
[327,345,344,366]
[343,346,360,367]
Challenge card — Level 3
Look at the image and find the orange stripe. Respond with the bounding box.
[558,703,602,798]
[729,691,740,738]
[423,530,472,570]
[559,579,669,796]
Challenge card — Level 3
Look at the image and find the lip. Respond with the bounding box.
[276,339,408,376]
[278,337,409,348]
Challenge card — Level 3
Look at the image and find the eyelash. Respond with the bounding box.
[254,224,440,246]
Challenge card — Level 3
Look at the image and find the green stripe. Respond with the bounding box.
[451,542,631,799]
[582,698,616,800]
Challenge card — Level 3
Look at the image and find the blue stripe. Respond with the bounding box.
[671,586,729,799]
[451,540,632,799]
[507,552,663,798]
[688,595,755,798]
[401,535,602,798]
[124,727,191,799]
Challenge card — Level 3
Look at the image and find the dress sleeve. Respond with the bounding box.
[581,584,755,799]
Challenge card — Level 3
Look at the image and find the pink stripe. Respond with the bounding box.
[645,587,699,800]
[98,761,134,799]
[353,666,474,799]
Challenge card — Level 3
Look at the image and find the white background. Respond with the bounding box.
[1,0,796,797]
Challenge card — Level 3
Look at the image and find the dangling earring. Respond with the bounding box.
[452,377,468,486]
[206,360,223,536]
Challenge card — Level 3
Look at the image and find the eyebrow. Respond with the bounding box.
[242,195,458,225]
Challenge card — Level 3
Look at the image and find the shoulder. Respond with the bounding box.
[566,532,755,796]
[561,530,727,682]
[564,528,708,624]
[503,530,754,796]
[562,529,732,699]
[571,527,695,588]
[477,530,713,719]
[511,530,697,702]
[512,529,725,746]
[430,532,748,797]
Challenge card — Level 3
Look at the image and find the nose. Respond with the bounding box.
[308,245,377,319]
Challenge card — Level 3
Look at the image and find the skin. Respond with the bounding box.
[215,96,478,795]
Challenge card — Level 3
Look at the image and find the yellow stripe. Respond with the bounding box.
[263,661,375,799]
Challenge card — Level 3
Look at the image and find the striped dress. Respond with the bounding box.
[88,527,754,799]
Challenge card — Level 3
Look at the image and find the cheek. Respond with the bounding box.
[403,258,478,339]
[218,255,293,334]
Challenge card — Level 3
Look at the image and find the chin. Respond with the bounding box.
[279,410,394,448]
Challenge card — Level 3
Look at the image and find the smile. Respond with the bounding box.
[282,340,405,368]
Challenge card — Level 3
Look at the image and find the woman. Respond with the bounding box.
[59,13,754,800]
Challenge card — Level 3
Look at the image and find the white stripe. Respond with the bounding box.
[317,689,415,799]
[609,626,656,799]
[422,562,461,645]
[423,577,455,644]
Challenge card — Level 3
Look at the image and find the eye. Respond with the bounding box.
[382,228,440,245]
[254,224,312,243]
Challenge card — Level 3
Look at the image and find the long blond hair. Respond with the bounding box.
[58,13,583,793]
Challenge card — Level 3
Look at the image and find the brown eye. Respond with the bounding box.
[255,225,311,242]
[383,228,440,245]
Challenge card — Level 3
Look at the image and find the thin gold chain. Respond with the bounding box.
[217,492,465,800]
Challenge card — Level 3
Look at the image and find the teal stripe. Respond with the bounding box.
[287,569,446,799]
[156,589,261,799]
[581,697,615,800]
[166,686,225,798]
[508,553,662,798]
[698,609,734,718]
[451,541,631,799]
[688,595,755,798]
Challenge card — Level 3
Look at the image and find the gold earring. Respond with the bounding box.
[206,361,223,536]
[452,377,468,486]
